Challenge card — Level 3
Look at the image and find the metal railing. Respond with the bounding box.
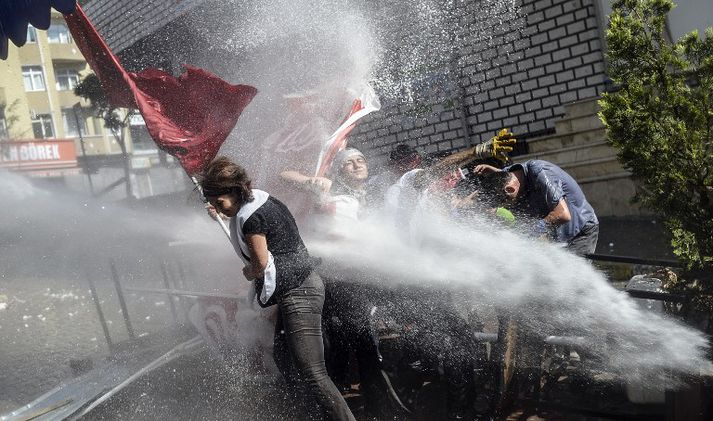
[585,253,681,268]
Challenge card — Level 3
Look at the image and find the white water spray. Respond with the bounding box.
[309,206,711,384]
[174,0,712,384]
[0,170,233,282]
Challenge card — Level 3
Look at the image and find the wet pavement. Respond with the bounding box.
[83,350,309,421]
[0,275,178,414]
[0,275,658,421]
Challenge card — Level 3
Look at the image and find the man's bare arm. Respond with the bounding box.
[543,198,572,225]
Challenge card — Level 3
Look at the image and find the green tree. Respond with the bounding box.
[600,0,713,283]
[74,74,135,199]
[0,99,22,139]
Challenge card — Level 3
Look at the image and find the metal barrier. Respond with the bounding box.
[585,253,681,268]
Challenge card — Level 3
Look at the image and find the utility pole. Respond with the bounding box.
[73,102,94,195]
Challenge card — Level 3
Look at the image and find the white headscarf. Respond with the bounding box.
[328,148,366,179]
[328,147,367,199]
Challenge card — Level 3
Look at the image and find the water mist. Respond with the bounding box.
[308,204,712,385]
[177,0,710,385]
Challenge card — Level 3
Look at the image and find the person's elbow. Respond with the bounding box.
[547,199,571,225]
[556,199,571,223]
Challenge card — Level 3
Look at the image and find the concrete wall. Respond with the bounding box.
[596,0,713,42]
[667,0,713,39]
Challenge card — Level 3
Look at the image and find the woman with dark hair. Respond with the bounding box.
[201,156,355,421]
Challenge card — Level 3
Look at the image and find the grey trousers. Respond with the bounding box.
[276,272,356,421]
[567,223,599,256]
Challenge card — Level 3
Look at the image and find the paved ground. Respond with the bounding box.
[82,351,623,421]
[1,275,665,421]
[84,350,311,421]
[0,275,179,414]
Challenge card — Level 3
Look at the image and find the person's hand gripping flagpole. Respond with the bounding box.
[192,176,232,240]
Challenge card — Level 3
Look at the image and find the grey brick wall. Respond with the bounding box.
[351,0,608,161]
[84,0,205,53]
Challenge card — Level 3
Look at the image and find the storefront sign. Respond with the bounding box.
[0,139,78,175]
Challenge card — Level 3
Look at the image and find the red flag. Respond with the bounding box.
[63,4,257,176]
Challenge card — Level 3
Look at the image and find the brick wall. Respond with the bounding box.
[351,0,609,161]
[85,0,204,53]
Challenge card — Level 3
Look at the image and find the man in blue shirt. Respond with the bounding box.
[475,160,599,255]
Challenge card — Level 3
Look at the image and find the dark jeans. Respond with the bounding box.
[393,288,476,419]
[567,222,599,256]
[323,280,391,418]
[274,271,356,421]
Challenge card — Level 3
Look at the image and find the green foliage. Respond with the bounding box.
[0,99,21,138]
[74,73,135,199]
[599,0,713,276]
[74,74,132,135]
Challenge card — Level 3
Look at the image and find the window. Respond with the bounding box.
[55,68,79,91]
[62,108,86,137]
[27,25,37,43]
[47,23,72,44]
[31,114,54,139]
[22,66,46,91]
[129,117,155,151]
[93,118,103,134]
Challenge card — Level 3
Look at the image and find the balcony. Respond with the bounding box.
[48,43,85,63]
[56,90,83,108]
[17,44,41,65]
[26,92,52,114]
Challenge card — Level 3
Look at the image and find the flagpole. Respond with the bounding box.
[191,176,231,241]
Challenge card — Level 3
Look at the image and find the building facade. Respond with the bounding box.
[0,13,113,151]
[0,10,186,199]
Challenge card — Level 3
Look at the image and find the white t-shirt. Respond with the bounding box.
[306,192,362,239]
